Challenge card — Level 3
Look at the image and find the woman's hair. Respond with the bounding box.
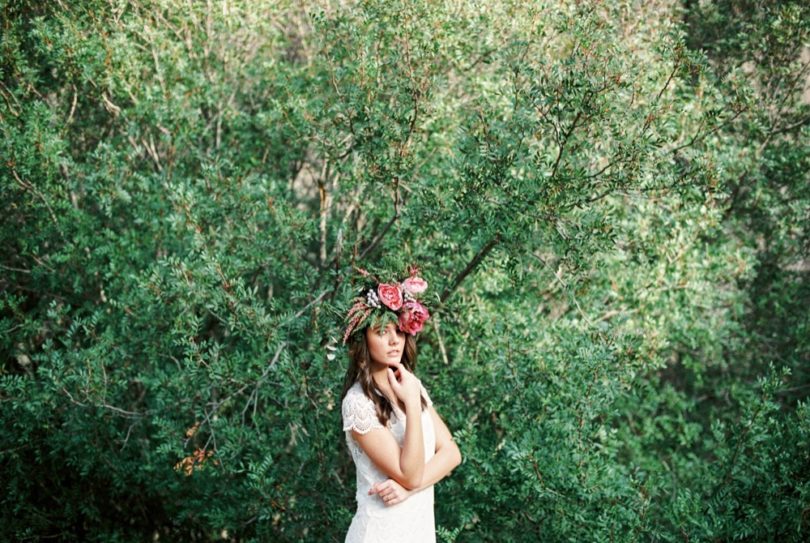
[340,325,427,427]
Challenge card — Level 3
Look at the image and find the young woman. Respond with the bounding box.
[339,268,462,543]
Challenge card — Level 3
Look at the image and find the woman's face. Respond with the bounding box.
[365,322,405,367]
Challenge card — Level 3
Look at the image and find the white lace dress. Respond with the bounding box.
[341,380,437,543]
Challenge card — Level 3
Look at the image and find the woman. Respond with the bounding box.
[340,268,462,543]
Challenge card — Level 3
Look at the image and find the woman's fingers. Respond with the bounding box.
[369,480,390,495]
[387,365,409,394]
[386,367,400,393]
[368,479,409,507]
[388,364,421,403]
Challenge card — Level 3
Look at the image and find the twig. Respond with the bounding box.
[61,387,144,419]
[11,169,62,234]
[141,135,162,171]
[667,107,746,155]
[67,85,77,124]
[641,55,680,133]
[318,160,331,267]
[241,342,287,425]
[0,80,21,116]
[0,264,32,274]
[119,420,139,451]
[431,315,450,366]
[358,177,401,259]
[291,289,331,321]
[440,233,501,304]
[551,109,584,178]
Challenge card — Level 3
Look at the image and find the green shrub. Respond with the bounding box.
[2,1,807,541]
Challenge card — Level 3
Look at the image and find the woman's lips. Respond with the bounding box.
[387,350,401,356]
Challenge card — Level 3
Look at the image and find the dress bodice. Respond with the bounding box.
[341,380,437,542]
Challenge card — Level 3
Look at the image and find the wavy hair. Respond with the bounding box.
[340,326,427,427]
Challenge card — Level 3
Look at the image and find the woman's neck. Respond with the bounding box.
[370,361,391,392]
[370,361,400,407]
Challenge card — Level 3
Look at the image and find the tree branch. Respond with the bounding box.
[440,233,502,304]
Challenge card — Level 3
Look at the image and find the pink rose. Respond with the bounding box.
[397,300,430,335]
[401,275,428,295]
[377,283,403,311]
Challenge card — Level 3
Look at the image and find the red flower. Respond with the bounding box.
[398,300,430,335]
[377,283,403,311]
[401,275,428,295]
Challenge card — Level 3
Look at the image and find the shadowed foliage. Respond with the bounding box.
[1,1,808,541]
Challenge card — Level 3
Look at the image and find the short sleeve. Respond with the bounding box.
[342,385,385,434]
[419,381,433,408]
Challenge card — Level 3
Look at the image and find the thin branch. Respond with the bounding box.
[551,109,584,178]
[642,55,680,133]
[585,148,627,180]
[141,135,162,171]
[0,80,21,116]
[431,315,450,366]
[767,114,810,138]
[66,85,78,124]
[119,420,139,451]
[61,387,145,419]
[0,264,32,274]
[291,289,331,321]
[440,233,502,304]
[318,160,331,267]
[241,342,286,425]
[358,177,401,260]
[667,107,746,155]
[11,169,62,233]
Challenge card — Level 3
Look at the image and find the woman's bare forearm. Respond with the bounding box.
[412,441,461,491]
[399,399,425,487]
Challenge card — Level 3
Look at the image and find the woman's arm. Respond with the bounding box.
[352,366,425,489]
[352,399,424,489]
[369,405,461,505]
[412,405,461,490]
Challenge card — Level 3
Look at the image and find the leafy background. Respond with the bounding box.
[1,0,808,541]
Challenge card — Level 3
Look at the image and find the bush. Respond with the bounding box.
[2,1,807,541]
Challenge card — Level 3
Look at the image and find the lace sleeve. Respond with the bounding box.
[342,387,384,434]
[420,381,433,408]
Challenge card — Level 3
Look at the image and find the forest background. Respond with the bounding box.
[1,0,808,541]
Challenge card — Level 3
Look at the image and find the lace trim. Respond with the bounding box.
[342,387,385,434]
[342,381,434,434]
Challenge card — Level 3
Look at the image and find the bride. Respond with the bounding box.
[339,268,462,542]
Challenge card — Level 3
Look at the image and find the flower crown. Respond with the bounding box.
[342,266,431,345]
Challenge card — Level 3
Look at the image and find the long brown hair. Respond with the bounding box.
[340,326,427,427]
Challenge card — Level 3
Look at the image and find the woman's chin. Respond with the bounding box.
[371,358,401,368]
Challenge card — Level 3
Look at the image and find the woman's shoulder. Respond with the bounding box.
[341,381,383,433]
[343,380,365,399]
[341,381,374,412]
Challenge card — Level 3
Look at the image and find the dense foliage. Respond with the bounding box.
[2,1,808,541]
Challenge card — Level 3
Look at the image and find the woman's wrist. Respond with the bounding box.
[404,397,422,411]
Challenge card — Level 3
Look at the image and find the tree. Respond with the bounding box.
[1,0,807,541]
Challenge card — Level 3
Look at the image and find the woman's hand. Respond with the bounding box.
[387,362,422,406]
[368,478,413,507]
